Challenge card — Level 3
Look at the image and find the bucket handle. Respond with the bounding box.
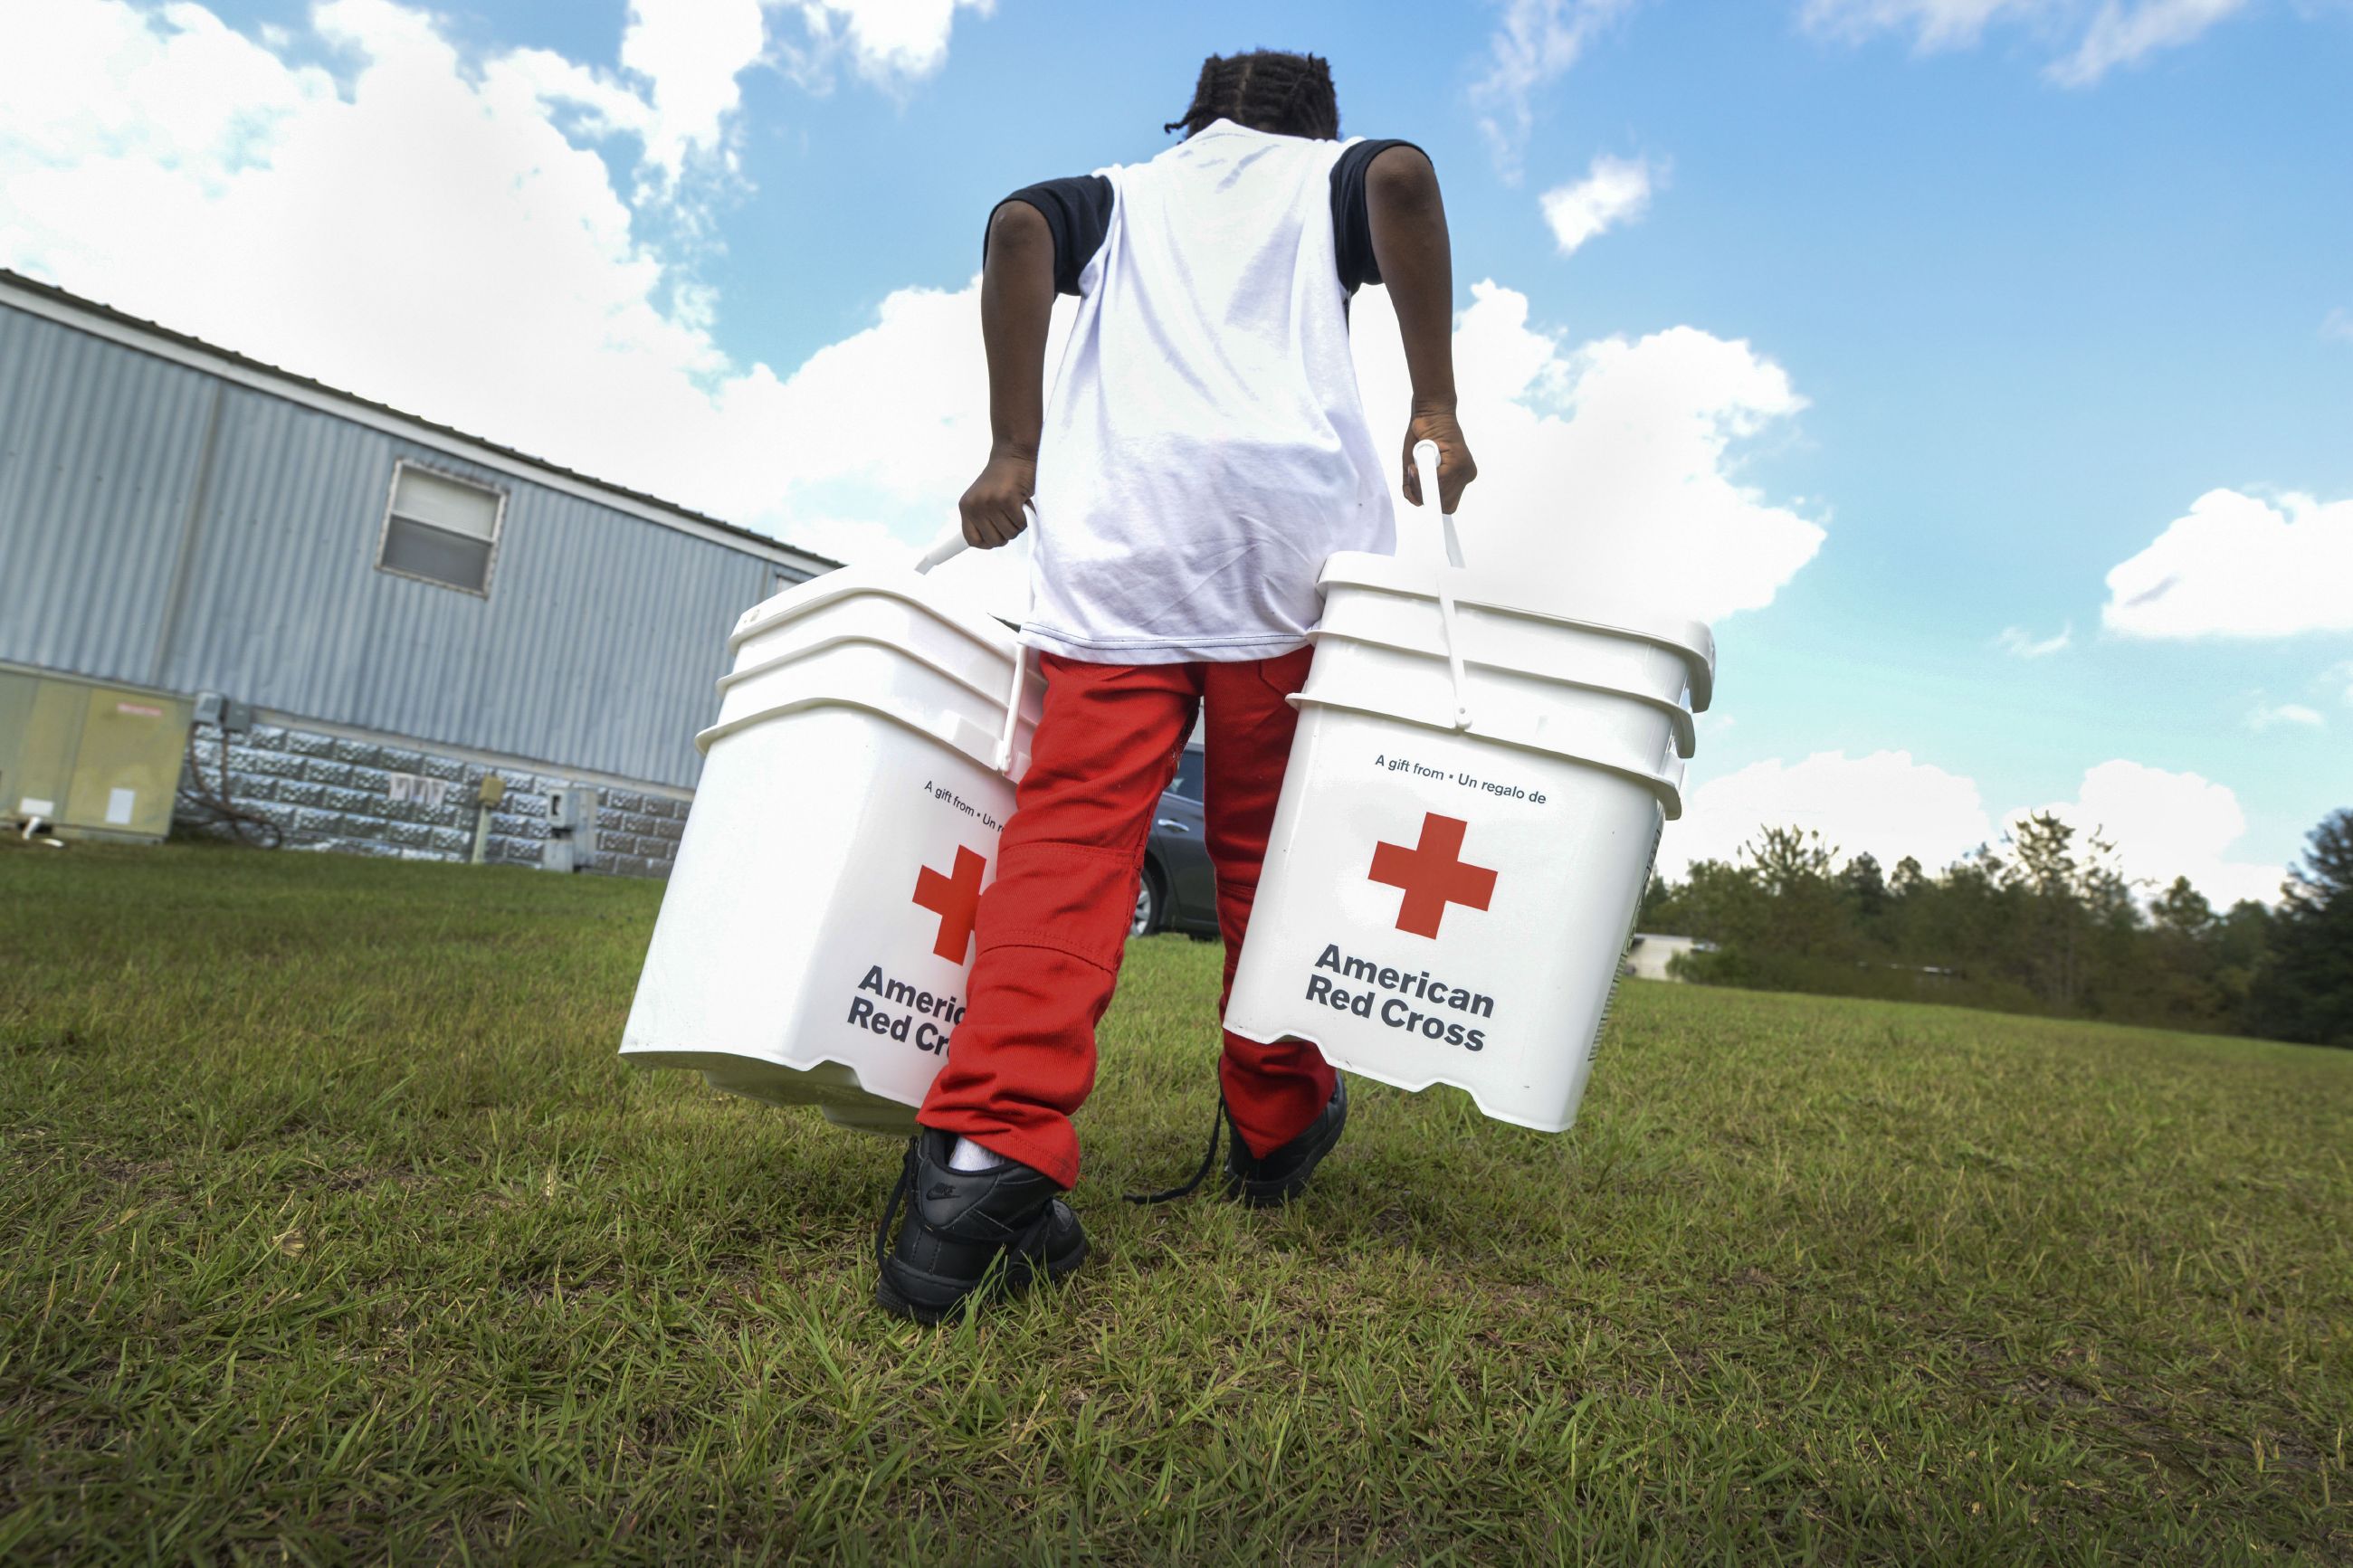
[914,527,967,575]
[1411,440,1473,732]
[993,645,1028,776]
[1409,439,1467,572]
[911,495,1037,574]
[914,522,1029,779]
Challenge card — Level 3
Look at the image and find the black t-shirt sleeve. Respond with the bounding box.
[986,176,1115,296]
[1329,139,1426,293]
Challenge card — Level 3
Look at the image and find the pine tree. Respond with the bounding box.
[2253,809,2353,1046]
[2003,813,2086,1009]
[1843,852,1890,927]
[1743,827,1848,962]
[2152,877,2215,940]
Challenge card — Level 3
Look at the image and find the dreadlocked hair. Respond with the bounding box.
[1163,51,1339,141]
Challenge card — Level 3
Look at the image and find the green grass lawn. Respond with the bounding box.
[2,843,2348,1564]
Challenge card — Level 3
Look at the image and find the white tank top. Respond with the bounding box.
[1024,121,1396,664]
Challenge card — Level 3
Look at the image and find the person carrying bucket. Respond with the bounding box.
[875,49,1477,1322]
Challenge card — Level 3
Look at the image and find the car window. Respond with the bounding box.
[1169,748,1205,802]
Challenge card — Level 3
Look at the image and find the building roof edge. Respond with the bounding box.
[0,268,843,578]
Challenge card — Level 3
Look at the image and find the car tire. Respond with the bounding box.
[1130,867,1163,938]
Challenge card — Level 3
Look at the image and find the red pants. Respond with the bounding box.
[917,649,1335,1188]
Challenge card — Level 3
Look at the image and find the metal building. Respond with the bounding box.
[0,269,834,875]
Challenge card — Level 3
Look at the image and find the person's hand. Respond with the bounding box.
[958,450,1035,549]
[1400,408,1477,514]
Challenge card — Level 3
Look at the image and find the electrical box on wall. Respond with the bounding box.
[192,691,253,733]
[542,782,595,871]
[0,666,195,841]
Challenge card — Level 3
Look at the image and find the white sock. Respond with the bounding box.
[948,1136,1010,1173]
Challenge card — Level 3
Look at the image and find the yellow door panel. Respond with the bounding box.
[0,673,88,822]
[62,686,193,838]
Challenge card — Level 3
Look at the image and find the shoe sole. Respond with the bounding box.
[874,1231,1090,1325]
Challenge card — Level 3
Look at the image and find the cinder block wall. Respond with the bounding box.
[177,720,689,877]
[586,786,691,879]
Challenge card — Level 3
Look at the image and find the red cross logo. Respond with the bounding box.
[1368,813,1497,939]
[912,846,986,963]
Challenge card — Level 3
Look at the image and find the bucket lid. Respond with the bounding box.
[729,563,1018,664]
[701,616,1036,776]
[1305,627,1697,757]
[698,685,1033,780]
[1318,553,1718,713]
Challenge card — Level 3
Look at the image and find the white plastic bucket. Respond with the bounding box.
[1224,444,1715,1133]
[619,546,1039,1136]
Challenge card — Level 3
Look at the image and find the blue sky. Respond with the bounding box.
[5,0,2348,902]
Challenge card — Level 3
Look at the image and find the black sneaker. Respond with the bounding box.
[874,1129,1088,1323]
[1224,1077,1348,1207]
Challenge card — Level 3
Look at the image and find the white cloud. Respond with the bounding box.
[1799,0,2253,84]
[1350,283,1825,624]
[2247,698,2325,731]
[1996,622,2071,658]
[1799,0,2042,51]
[2102,489,2353,638]
[3,1,737,482]
[776,0,996,90]
[619,0,764,180]
[0,1,1819,632]
[2016,759,2282,906]
[1471,0,1638,180]
[762,275,1829,625]
[1538,153,1659,255]
[0,0,332,193]
[700,275,1070,616]
[599,0,1002,178]
[2324,308,2353,345]
[1664,750,1995,878]
[2048,0,2248,85]
[0,0,1017,570]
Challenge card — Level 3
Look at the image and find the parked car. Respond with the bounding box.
[1135,744,1219,939]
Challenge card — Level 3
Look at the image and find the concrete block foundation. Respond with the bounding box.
[176,717,691,878]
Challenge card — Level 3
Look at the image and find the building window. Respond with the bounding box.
[377,461,503,594]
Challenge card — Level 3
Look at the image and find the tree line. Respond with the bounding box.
[1641,806,2352,1047]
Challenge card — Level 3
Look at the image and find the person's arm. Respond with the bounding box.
[1366,145,1476,513]
[958,202,1057,549]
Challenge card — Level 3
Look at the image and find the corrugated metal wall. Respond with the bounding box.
[0,302,800,789]
[0,304,216,681]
